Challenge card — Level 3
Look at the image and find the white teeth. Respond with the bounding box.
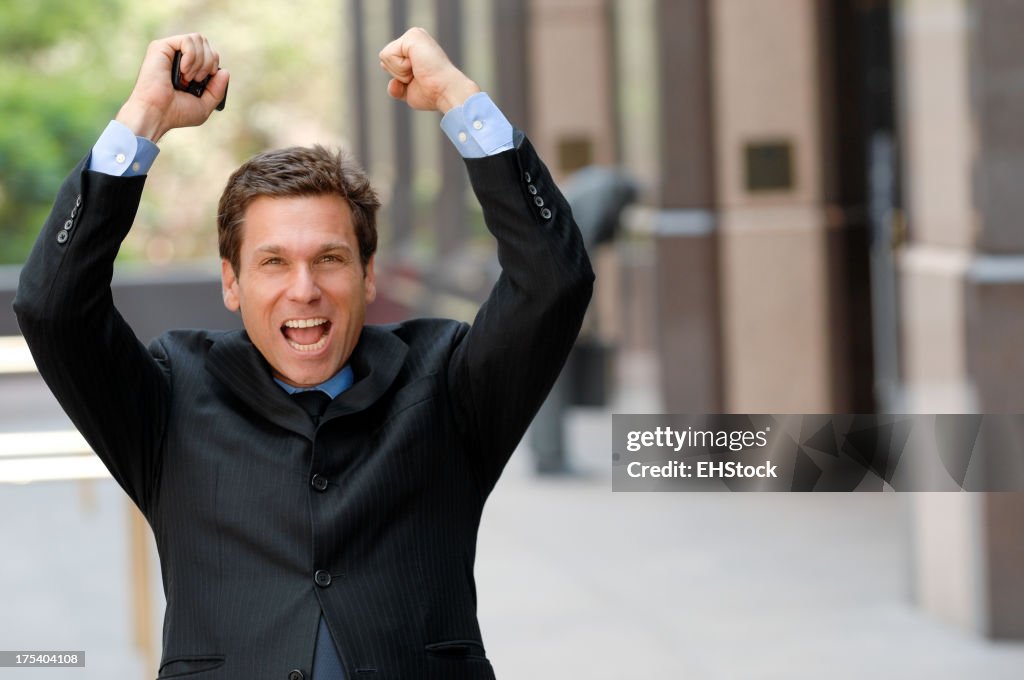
[287,335,329,352]
[283,318,328,329]
[282,317,330,352]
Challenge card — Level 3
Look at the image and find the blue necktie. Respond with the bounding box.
[291,391,345,679]
[312,615,345,679]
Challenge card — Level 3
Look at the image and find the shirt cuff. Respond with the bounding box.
[89,120,160,176]
[440,92,514,159]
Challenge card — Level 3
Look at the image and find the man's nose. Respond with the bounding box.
[286,267,321,303]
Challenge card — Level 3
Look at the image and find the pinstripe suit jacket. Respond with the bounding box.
[14,131,593,679]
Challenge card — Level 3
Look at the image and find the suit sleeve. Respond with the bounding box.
[13,156,170,512]
[447,131,594,495]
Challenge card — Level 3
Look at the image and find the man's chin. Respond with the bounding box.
[272,357,339,389]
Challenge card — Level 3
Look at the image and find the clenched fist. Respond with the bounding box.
[116,33,229,143]
[379,27,480,113]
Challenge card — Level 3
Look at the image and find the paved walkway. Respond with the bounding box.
[1,354,1023,678]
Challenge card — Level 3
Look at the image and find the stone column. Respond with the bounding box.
[651,0,722,413]
[527,0,616,177]
[492,0,531,131]
[435,0,467,255]
[898,0,1024,639]
[388,0,413,247]
[710,0,834,412]
[348,0,372,170]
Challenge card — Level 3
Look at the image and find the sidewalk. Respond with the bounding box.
[1,353,1023,678]
[478,352,1024,679]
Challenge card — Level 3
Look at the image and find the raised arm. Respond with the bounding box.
[380,28,595,494]
[12,34,228,512]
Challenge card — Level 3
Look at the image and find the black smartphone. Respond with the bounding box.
[171,50,227,111]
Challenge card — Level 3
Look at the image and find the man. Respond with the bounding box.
[14,28,592,680]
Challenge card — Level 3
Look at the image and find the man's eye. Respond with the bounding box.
[262,258,283,266]
[319,255,341,264]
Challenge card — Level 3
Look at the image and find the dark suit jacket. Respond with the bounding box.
[14,131,593,679]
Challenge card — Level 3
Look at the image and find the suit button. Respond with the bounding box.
[541,208,552,220]
[534,196,545,207]
[527,184,538,195]
[288,670,305,680]
[524,171,532,183]
[314,570,331,587]
[311,474,328,492]
[75,195,82,207]
[63,220,73,230]
[56,230,69,244]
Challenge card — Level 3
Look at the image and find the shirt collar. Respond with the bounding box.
[273,364,355,399]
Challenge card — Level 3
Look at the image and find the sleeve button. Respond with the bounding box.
[63,220,73,230]
[56,230,69,244]
[541,208,552,220]
[534,196,545,207]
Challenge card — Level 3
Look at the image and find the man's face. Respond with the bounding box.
[221,194,376,388]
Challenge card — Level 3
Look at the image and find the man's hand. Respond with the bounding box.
[116,34,229,143]
[379,27,480,114]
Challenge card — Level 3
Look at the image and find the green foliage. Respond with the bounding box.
[0,0,131,263]
[0,0,355,265]
[0,0,118,51]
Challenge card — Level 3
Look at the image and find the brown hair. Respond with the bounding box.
[217,145,380,275]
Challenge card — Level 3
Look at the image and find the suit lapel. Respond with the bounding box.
[205,326,409,438]
[205,330,314,437]
[322,326,409,421]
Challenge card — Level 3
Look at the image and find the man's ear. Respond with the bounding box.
[364,254,377,305]
[221,259,240,312]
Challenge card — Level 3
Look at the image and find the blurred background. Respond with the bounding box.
[1,0,1023,677]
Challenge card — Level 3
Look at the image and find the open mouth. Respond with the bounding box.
[281,317,332,352]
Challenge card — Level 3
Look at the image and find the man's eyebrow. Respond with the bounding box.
[253,242,354,255]
[316,242,354,254]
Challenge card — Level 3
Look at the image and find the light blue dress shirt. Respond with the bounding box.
[89,120,161,176]
[273,365,354,400]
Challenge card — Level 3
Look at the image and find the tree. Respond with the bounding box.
[0,0,131,263]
